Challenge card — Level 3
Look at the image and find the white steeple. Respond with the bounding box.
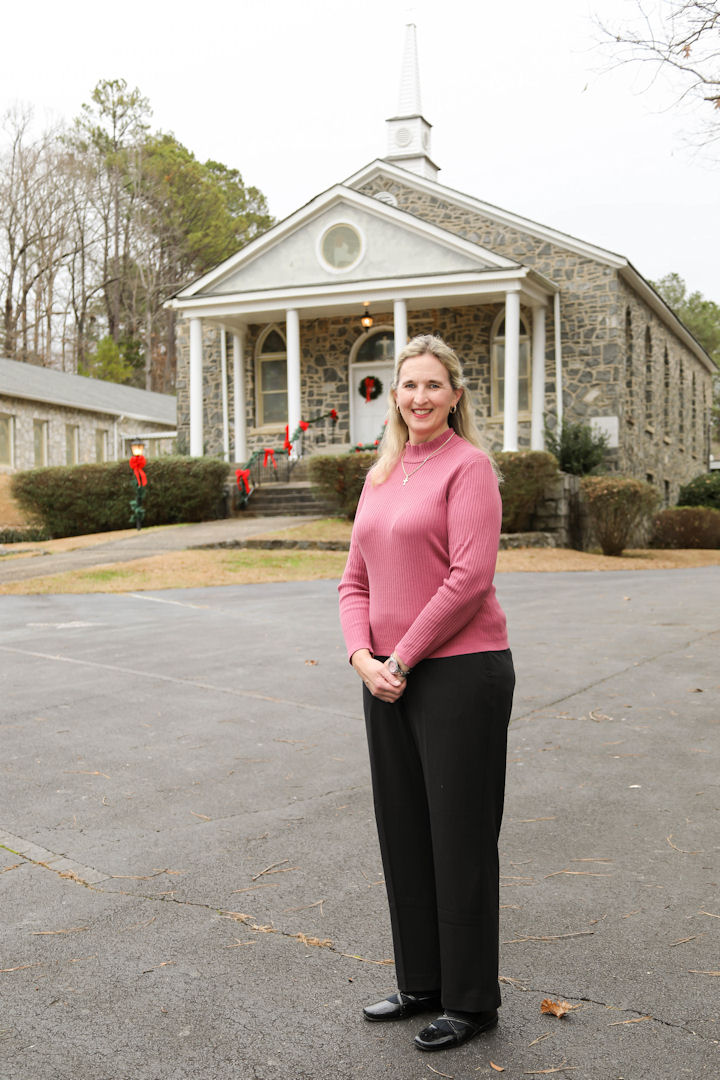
[385,24,439,181]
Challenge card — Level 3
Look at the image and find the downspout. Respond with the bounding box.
[554,291,563,425]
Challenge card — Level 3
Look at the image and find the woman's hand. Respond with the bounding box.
[351,649,406,704]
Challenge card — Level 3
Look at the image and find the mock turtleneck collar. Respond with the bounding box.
[402,428,455,462]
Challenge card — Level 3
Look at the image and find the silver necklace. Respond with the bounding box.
[401,430,455,485]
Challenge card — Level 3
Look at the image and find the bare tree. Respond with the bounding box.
[597,1,720,150]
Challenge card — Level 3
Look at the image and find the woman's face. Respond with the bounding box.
[393,353,463,445]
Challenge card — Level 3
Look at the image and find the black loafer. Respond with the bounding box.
[363,990,442,1022]
[414,1010,498,1050]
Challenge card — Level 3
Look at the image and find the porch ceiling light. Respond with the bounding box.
[361,303,374,330]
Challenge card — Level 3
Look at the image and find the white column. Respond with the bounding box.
[393,299,408,361]
[232,329,247,463]
[531,305,546,451]
[553,292,564,426]
[220,325,230,462]
[286,309,301,456]
[503,291,520,452]
[189,317,204,457]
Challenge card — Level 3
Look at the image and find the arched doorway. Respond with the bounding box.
[349,327,395,445]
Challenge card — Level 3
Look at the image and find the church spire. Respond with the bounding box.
[385,24,439,181]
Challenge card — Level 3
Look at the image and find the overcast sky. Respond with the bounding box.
[3,0,718,298]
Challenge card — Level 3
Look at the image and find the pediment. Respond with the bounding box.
[181,185,517,299]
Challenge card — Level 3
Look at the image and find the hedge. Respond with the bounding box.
[308,448,561,530]
[495,451,559,532]
[544,418,608,476]
[651,506,720,549]
[307,453,376,519]
[581,476,659,556]
[11,456,230,539]
[676,472,720,511]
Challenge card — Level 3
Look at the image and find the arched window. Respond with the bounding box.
[625,308,634,423]
[491,311,531,417]
[255,325,287,427]
[678,358,685,442]
[663,346,670,434]
[644,327,653,426]
[356,330,395,364]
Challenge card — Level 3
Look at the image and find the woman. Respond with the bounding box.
[338,334,514,1053]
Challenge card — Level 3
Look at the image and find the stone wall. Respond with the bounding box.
[0,395,176,472]
[614,278,712,504]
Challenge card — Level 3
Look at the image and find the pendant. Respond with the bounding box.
[402,476,409,485]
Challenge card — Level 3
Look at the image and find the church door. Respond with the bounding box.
[349,330,395,446]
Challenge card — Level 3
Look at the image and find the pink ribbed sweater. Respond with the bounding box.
[338,431,509,669]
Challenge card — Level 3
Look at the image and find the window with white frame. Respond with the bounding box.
[491,312,531,416]
[255,326,287,427]
[95,428,108,462]
[0,414,14,466]
[33,419,48,466]
[66,424,80,465]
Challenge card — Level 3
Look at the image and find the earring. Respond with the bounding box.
[450,404,457,414]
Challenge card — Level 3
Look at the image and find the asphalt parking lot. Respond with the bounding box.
[1,566,718,1079]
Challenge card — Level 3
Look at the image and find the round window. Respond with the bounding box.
[320,224,362,271]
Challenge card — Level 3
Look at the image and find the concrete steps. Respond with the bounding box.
[237,480,338,518]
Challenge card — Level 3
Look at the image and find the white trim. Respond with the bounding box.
[233,329,247,463]
[316,220,365,275]
[170,267,557,322]
[169,184,521,300]
[554,293,563,425]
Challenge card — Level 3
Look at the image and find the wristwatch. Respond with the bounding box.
[388,655,410,680]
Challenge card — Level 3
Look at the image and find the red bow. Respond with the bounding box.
[364,376,375,403]
[263,448,277,469]
[235,468,251,494]
[284,426,292,453]
[330,409,338,422]
[299,420,309,432]
[129,454,147,486]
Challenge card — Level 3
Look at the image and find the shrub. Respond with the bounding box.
[307,453,376,518]
[496,451,559,532]
[651,507,720,549]
[581,476,659,556]
[676,471,720,511]
[11,456,229,538]
[544,418,609,476]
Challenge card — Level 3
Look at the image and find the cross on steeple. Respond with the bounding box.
[385,24,439,180]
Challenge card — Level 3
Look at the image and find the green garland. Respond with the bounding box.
[235,409,339,507]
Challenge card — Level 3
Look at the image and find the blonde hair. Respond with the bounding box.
[369,334,493,484]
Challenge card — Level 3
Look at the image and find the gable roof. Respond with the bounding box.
[0,359,177,425]
[344,160,716,374]
[170,182,522,301]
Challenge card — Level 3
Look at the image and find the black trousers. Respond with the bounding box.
[363,649,515,1013]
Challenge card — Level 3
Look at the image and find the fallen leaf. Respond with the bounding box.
[304,659,318,666]
[490,1063,505,1072]
[688,969,720,976]
[540,998,581,1018]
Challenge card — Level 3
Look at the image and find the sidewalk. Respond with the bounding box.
[0,516,317,585]
[1,567,718,1078]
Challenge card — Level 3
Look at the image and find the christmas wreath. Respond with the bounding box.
[358,374,384,403]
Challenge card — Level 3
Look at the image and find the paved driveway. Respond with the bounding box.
[1,568,718,1079]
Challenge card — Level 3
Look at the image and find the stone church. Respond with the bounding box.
[167,26,714,503]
